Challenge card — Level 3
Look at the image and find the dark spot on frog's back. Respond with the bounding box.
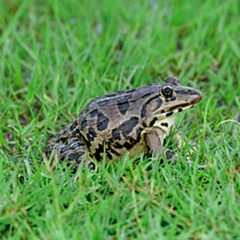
[86,127,97,141]
[81,117,88,130]
[90,109,99,117]
[117,101,130,115]
[119,116,139,136]
[97,112,109,131]
[70,119,78,131]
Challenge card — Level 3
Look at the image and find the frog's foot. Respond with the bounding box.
[72,154,96,172]
[186,157,207,169]
[164,149,207,169]
[164,149,177,161]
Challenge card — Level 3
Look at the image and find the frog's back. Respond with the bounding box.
[78,83,161,120]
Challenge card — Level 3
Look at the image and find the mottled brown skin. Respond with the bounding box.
[42,77,204,172]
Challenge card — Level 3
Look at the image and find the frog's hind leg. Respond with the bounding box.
[68,137,96,171]
[42,140,95,172]
[42,142,74,167]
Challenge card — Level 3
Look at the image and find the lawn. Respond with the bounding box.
[0,0,240,239]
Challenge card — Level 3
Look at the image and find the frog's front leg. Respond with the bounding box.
[145,129,206,169]
[145,129,178,162]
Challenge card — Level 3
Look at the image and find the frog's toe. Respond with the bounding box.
[186,157,207,169]
[71,157,96,172]
[165,149,177,160]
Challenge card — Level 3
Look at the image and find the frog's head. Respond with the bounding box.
[157,76,202,114]
[144,77,202,128]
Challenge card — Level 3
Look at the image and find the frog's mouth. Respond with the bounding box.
[169,102,192,112]
[153,102,196,117]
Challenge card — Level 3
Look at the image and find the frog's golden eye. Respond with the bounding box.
[161,85,174,97]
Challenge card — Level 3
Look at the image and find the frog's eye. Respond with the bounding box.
[161,85,174,97]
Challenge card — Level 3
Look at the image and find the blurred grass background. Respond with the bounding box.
[0,0,240,239]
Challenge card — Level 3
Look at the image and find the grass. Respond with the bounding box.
[0,0,240,239]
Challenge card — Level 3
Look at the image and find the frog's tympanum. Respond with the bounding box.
[42,77,205,171]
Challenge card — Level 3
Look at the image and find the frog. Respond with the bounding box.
[42,76,206,172]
